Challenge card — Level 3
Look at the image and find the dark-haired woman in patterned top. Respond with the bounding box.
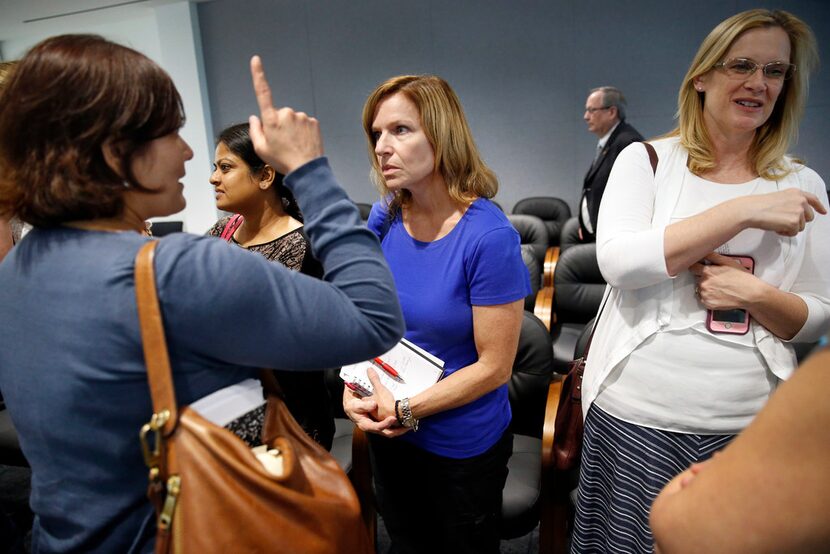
[207,122,333,449]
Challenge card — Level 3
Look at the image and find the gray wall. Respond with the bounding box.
[198,0,830,214]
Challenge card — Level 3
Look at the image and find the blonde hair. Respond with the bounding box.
[0,61,17,87]
[361,75,497,213]
[673,9,818,179]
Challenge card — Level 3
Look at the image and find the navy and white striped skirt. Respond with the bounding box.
[570,405,734,554]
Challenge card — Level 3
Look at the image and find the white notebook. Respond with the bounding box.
[190,378,265,427]
[339,339,445,399]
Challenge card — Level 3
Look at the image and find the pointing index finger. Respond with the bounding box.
[805,192,827,215]
[250,55,275,115]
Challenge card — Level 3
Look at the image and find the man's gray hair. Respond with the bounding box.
[590,86,627,121]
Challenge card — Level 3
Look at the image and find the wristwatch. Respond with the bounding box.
[398,397,419,431]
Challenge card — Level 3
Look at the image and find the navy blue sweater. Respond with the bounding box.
[0,158,403,553]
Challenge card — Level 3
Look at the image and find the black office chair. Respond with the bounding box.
[508,214,549,311]
[512,197,572,249]
[558,217,582,255]
[0,408,27,467]
[147,220,183,236]
[793,341,821,364]
[501,311,557,546]
[513,198,573,290]
[354,202,373,222]
[323,368,378,539]
[503,311,590,553]
[508,214,548,267]
[322,369,352,469]
[539,216,583,294]
[549,244,605,373]
[520,250,543,312]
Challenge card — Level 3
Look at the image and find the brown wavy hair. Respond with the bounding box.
[361,75,498,214]
[672,9,818,179]
[0,34,184,226]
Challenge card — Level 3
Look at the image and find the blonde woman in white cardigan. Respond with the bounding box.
[571,10,829,554]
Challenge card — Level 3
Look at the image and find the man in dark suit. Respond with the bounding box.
[579,86,643,241]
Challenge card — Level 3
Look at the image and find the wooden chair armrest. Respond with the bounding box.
[539,375,569,554]
[533,286,554,331]
[541,376,563,471]
[543,246,560,288]
[351,427,376,545]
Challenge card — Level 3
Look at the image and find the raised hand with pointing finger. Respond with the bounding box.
[248,55,323,175]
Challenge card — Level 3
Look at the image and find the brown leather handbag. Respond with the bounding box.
[552,322,594,470]
[135,241,372,553]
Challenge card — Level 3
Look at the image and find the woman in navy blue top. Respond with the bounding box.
[343,75,531,553]
[0,36,403,553]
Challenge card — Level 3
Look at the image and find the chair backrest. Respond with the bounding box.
[508,311,554,439]
[552,243,605,325]
[512,197,572,247]
[574,317,595,360]
[149,220,183,236]
[558,217,582,254]
[324,368,347,419]
[0,409,27,467]
[354,202,373,221]
[507,214,548,266]
[518,248,541,311]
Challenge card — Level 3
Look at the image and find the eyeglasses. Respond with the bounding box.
[584,106,612,114]
[713,58,797,80]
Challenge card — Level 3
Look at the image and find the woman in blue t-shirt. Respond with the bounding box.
[342,75,531,553]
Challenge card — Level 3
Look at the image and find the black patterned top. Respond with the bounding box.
[206,215,332,449]
[207,215,323,278]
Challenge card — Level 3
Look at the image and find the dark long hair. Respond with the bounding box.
[217,123,303,223]
[0,34,184,226]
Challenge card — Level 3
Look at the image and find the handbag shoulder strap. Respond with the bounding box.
[580,143,657,359]
[581,286,611,360]
[135,240,179,435]
[219,214,244,241]
[259,369,285,398]
[642,141,659,175]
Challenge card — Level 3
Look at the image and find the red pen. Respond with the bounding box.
[372,357,404,382]
[345,381,371,397]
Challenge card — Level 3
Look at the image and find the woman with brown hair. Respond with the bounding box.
[572,10,829,553]
[0,35,403,552]
[207,122,333,449]
[0,61,19,262]
[342,75,530,553]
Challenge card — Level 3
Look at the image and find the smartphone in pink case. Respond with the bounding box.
[705,255,755,335]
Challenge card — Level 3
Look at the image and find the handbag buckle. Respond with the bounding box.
[139,409,170,468]
[158,475,181,530]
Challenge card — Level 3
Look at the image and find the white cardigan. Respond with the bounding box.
[583,136,830,419]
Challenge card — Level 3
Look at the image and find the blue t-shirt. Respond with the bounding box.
[368,198,531,458]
